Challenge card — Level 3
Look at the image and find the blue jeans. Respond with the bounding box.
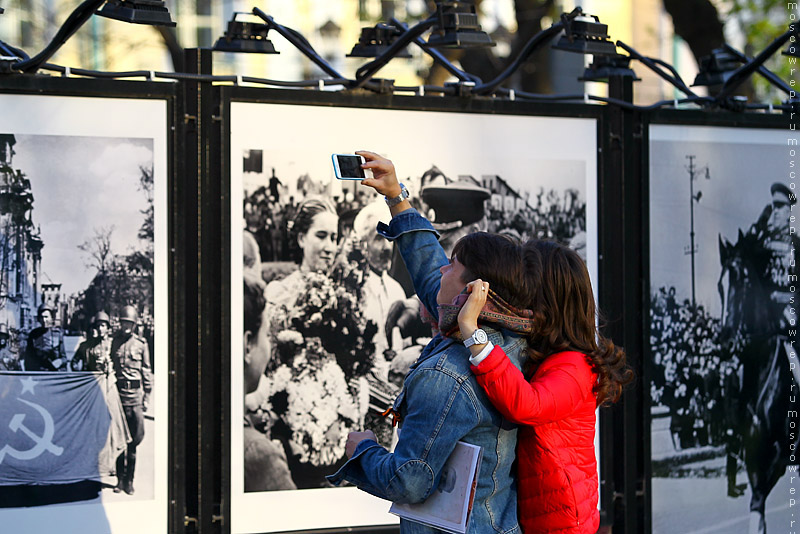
[328,209,523,534]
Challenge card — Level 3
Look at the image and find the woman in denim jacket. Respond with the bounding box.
[328,151,540,534]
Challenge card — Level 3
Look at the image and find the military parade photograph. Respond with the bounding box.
[228,101,599,533]
[647,124,795,533]
[0,95,169,533]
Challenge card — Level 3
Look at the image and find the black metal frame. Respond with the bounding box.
[595,73,646,534]
[0,74,183,532]
[213,84,610,534]
[1,64,788,534]
[639,108,788,534]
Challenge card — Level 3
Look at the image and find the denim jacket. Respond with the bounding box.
[328,209,525,534]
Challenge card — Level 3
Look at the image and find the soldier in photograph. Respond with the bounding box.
[111,305,152,495]
[720,182,799,499]
[72,311,113,373]
[0,323,18,370]
[24,302,66,371]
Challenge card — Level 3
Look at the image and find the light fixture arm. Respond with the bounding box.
[721,43,792,96]
[389,17,480,84]
[13,0,105,73]
[715,26,795,102]
[616,41,697,98]
[252,7,344,80]
[474,21,564,95]
[352,16,437,89]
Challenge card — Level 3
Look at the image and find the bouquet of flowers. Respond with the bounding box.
[261,249,378,471]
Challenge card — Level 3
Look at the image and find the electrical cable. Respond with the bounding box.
[388,17,481,84]
[13,0,105,73]
[474,22,564,95]
[352,16,436,89]
[616,41,698,98]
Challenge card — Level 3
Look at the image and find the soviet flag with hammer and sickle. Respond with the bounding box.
[0,371,128,485]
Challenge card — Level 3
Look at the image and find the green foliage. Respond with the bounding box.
[724,0,796,104]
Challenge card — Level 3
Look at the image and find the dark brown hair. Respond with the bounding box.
[524,240,632,406]
[454,232,631,406]
[451,231,540,312]
[244,273,267,336]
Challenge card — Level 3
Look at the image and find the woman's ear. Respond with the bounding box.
[297,231,306,250]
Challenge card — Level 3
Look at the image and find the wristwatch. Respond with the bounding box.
[385,183,409,208]
[463,328,488,348]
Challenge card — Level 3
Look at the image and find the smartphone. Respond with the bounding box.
[332,153,372,180]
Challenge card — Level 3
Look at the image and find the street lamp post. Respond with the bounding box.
[684,155,710,308]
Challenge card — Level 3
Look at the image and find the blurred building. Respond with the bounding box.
[0,0,707,105]
[0,134,47,358]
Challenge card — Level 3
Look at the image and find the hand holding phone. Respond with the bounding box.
[332,153,373,180]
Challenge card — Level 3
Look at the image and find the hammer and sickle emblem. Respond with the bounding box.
[0,398,64,464]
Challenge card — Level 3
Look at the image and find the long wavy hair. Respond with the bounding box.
[523,240,632,405]
[454,233,632,406]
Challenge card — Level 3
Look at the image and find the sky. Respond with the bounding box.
[238,105,590,203]
[649,125,789,316]
[10,134,153,297]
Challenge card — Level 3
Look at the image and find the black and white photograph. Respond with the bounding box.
[0,94,169,533]
[648,124,795,533]
[229,101,599,533]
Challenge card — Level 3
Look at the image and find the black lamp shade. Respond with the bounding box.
[0,7,4,14]
[426,1,495,49]
[96,0,176,26]
[214,20,278,54]
[552,18,617,56]
[580,54,639,82]
[347,23,411,58]
[692,48,740,86]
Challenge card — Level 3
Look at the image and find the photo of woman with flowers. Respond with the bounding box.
[245,196,384,489]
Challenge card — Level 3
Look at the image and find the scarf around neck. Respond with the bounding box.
[436,288,535,342]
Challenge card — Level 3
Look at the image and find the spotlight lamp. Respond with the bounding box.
[214,13,277,54]
[692,48,740,87]
[551,13,617,56]
[426,1,495,49]
[348,23,411,58]
[96,0,175,26]
[580,54,640,83]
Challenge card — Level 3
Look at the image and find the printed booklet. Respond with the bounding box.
[389,441,482,534]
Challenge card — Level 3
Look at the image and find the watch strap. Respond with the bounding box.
[385,183,409,208]
[463,328,488,348]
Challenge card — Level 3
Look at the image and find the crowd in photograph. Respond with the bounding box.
[241,162,589,492]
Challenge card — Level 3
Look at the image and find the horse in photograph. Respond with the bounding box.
[718,231,798,534]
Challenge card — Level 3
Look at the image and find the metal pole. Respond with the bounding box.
[688,155,697,308]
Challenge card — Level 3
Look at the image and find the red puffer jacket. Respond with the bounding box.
[471,348,599,534]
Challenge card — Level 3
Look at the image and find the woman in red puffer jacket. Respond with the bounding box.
[456,239,632,534]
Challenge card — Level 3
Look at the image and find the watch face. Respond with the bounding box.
[473,329,488,344]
